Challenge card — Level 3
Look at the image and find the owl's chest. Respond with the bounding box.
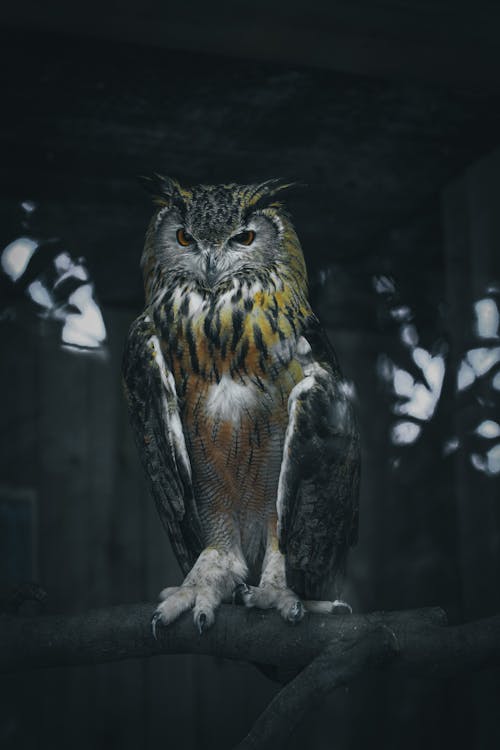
[179,369,288,529]
[160,287,303,472]
[180,369,288,454]
[163,287,303,381]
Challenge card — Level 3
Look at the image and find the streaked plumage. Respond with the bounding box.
[123,177,360,633]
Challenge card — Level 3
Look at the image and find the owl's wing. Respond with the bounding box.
[277,317,360,600]
[122,312,203,576]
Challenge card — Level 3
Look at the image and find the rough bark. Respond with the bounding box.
[2,603,500,749]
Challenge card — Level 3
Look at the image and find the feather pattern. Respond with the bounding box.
[124,178,360,614]
[122,313,203,575]
[277,320,360,599]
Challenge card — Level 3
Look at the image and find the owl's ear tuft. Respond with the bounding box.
[246,179,301,212]
[138,174,185,207]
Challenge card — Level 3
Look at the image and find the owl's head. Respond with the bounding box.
[141,176,307,301]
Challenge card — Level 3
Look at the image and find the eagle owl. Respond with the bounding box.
[123,177,360,635]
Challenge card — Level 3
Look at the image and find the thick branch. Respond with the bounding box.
[1,602,500,680]
[235,625,398,750]
[3,604,500,750]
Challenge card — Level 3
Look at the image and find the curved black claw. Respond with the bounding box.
[197,612,207,635]
[151,611,162,640]
[289,600,305,624]
[233,583,251,605]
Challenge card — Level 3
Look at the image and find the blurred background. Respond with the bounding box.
[1,2,500,748]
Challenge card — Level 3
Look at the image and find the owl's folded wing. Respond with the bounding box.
[277,319,360,599]
[122,312,203,575]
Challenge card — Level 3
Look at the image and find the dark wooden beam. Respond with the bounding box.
[1,2,500,91]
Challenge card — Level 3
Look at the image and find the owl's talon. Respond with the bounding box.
[151,611,162,640]
[233,583,251,605]
[196,612,207,635]
[288,600,305,624]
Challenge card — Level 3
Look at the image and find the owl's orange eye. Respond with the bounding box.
[233,230,255,246]
[176,228,194,247]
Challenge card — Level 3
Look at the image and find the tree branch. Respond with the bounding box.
[2,603,500,749]
[234,625,398,750]
[2,601,500,677]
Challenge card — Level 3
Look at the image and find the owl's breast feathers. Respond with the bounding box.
[151,275,311,524]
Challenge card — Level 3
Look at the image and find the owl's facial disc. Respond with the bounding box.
[156,207,280,289]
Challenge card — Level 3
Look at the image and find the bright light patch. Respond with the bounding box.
[373,275,395,295]
[493,372,500,391]
[474,298,499,339]
[391,421,421,445]
[390,305,412,322]
[413,348,445,393]
[457,360,475,391]
[53,252,89,286]
[27,280,53,309]
[393,368,414,398]
[377,354,394,382]
[471,444,500,476]
[61,283,106,349]
[476,420,500,439]
[1,237,38,281]
[443,437,459,456]
[486,444,500,475]
[393,382,435,421]
[54,252,73,272]
[400,324,418,348]
[21,200,36,214]
[467,347,500,377]
[470,453,486,472]
[391,351,444,421]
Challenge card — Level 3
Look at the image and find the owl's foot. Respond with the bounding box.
[303,598,353,614]
[152,547,247,638]
[152,584,217,637]
[236,583,305,624]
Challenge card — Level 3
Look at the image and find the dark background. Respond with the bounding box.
[1,2,500,748]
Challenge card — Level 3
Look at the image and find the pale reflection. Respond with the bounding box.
[374,272,445,445]
[61,283,106,349]
[452,291,500,476]
[390,305,412,322]
[391,421,421,446]
[466,347,500,378]
[470,445,500,477]
[443,437,460,456]
[1,237,38,282]
[475,420,500,439]
[400,324,418,348]
[27,279,53,309]
[457,360,475,391]
[377,344,444,445]
[372,275,395,295]
[53,252,89,287]
[474,297,499,339]
[1,201,107,353]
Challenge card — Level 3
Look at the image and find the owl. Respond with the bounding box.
[122,177,360,636]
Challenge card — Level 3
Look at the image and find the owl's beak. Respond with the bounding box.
[201,250,221,288]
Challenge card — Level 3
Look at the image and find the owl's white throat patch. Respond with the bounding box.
[205,374,258,422]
